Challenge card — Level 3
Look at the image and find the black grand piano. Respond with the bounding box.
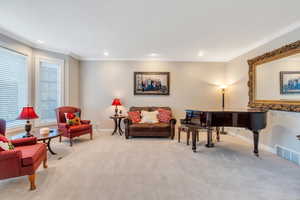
[181,108,267,156]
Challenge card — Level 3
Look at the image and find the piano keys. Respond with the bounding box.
[181,108,267,156]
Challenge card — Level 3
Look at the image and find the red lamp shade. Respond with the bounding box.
[112,98,122,106]
[17,107,39,120]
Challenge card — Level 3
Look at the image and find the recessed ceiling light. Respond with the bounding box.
[198,51,204,57]
[37,40,44,44]
[149,53,159,57]
[103,51,109,56]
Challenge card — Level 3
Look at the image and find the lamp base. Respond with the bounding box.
[114,107,119,117]
[24,121,33,137]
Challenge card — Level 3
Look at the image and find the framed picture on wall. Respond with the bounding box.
[134,72,170,95]
[280,71,300,94]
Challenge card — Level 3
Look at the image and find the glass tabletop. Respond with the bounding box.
[11,129,61,141]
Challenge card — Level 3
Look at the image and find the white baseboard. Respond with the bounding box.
[97,129,114,132]
[227,131,276,154]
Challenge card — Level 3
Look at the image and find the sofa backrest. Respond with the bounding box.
[129,107,172,112]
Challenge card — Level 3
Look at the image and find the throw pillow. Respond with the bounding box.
[140,110,159,123]
[65,112,81,126]
[0,135,14,151]
[157,109,172,123]
[127,111,141,123]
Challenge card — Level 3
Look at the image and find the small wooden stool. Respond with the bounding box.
[178,126,199,145]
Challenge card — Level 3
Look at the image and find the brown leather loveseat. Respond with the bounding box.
[124,107,176,139]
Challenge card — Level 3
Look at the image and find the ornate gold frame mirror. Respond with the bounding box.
[248,40,300,112]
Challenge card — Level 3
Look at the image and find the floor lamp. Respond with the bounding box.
[220,85,227,134]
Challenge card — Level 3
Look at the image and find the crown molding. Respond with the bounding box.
[79,57,227,62]
[0,26,35,47]
[0,26,80,60]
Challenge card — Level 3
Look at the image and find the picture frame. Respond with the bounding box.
[280,71,300,94]
[134,72,170,95]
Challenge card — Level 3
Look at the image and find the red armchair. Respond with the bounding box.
[55,106,93,146]
[0,119,47,190]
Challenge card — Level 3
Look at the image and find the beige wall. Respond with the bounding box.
[68,56,80,107]
[225,27,300,153]
[80,60,226,129]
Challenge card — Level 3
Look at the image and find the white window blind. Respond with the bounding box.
[0,47,28,128]
[36,58,64,125]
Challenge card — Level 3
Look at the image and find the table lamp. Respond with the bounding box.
[17,106,39,137]
[112,98,122,116]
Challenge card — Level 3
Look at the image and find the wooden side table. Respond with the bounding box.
[110,115,125,135]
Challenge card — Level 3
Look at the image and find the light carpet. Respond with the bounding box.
[1,131,300,200]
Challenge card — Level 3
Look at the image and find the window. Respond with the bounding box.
[0,47,28,128]
[35,57,64,126]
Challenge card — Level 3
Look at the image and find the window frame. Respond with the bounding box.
[0,45,30,131]
[35,56,65,127]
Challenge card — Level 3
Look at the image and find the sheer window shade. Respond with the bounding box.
[36,58,63,125]
[0,47,28,128]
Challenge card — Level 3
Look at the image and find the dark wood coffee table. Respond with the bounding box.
[11,129,62,155]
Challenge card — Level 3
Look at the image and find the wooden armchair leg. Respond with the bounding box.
[59,136,62,143]
[90,133,93,140]
[43,157,48,168]
[70,138,73,147]
[28,174,36,190]
[196,131,199,142]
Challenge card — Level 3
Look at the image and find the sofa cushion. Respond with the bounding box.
[157,108,172,123]
[69,124,91,133]
[65,112,81,126]
[140,111,159,123]
[15,143,45,166]
[129,123,170,132]
[128,111,141,123]
[0,135,14,151]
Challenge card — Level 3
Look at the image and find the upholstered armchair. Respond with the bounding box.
[0,119,47,190]
[55,106,93,146]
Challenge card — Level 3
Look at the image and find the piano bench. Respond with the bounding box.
[178,126,199,145]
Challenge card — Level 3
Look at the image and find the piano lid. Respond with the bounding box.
[185,108,267,113]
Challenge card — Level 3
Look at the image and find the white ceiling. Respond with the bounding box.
[1,0,300,61]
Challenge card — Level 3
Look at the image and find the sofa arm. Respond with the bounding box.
[170,118,177,125]
[124,118,132,139]
[0,149,22,161]
[124,118,132,126]
[58,123,69,129]
[81,120,91,124]
[11,137,37,147]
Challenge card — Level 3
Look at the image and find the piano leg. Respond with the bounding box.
[192,128,197,152]
[216,127,220,142]
[205,127,215,148]
[253,131,259,157]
